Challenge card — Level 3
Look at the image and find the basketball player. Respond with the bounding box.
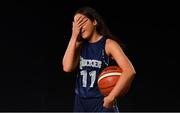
[62,6,136,112]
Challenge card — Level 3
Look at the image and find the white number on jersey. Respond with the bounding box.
[80,70,96,87]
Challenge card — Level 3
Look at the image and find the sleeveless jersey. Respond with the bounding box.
[75,36,116,98]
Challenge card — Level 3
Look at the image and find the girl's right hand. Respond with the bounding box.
[72,15,88,40]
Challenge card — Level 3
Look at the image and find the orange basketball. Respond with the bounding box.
[98,66,123,96]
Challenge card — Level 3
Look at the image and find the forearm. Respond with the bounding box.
[62,36,81,72]
[109,70,135,99]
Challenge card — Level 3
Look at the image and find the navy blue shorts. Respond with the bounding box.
[73,94,119,112]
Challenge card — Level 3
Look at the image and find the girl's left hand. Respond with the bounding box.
[103,95,115,109]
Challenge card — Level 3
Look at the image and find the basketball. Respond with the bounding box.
[98,66,123,96]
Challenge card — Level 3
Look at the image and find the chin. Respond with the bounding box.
[81,34,89,39]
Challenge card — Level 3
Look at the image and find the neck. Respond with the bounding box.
[87,32,102,43]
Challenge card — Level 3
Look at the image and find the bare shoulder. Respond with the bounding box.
[105,38,123,58]
[106,38,120,47]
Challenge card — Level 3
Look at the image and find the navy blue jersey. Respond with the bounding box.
[75,36,116,98]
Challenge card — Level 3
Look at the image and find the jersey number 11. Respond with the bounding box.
[80,70,96,87]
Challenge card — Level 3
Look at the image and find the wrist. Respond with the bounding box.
[71,34,78,40]
[71,31,80,39]
[108,93,116,101]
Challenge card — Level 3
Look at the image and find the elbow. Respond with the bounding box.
[125,68,136,78]
[130,69,136,79]
[63,66,72,72]
[125,67,136,76]
[132,70,136,76]
[63,65,73,72]
[62,60,73,72]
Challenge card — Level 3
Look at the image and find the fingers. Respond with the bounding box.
[74,16,88,29]
[77,18,88,28]
[103,97,115,109]
[76,15,83,22]
[103,101,114,109]
[76,15,85,23]
[72,15,88,37]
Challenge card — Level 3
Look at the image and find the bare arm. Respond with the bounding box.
[62,15,88,72]
[103,39,136,108]
[62,35,82,72]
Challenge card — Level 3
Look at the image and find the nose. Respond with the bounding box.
[82,25,86,29]
[81,26,86,32]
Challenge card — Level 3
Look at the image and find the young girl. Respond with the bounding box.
[62,6,136,112]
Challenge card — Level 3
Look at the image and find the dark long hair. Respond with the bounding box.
[75,6,125,48]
